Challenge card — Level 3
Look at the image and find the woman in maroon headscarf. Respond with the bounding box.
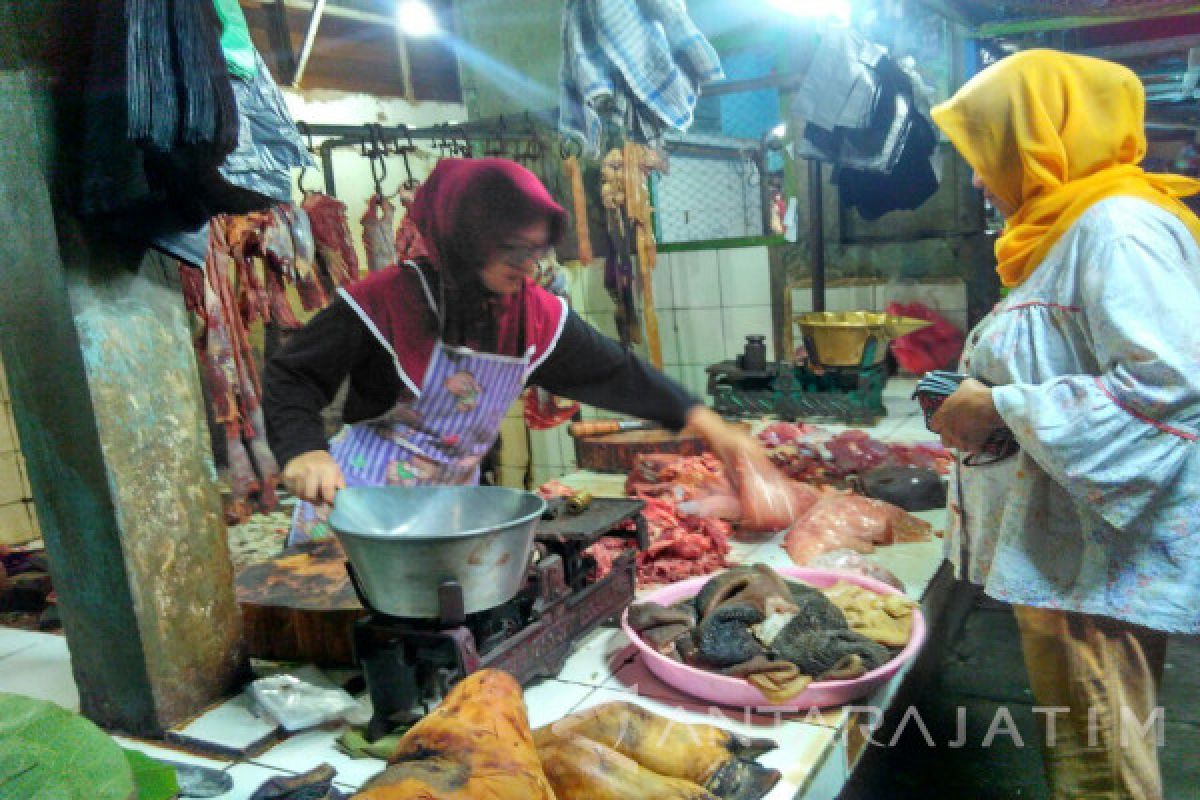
[265,158,764,544]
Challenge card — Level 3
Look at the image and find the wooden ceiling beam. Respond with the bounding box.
[1077,32,1200,61]
[243,0,391,27]
[292,0,328,87]
[977,6,1200,37]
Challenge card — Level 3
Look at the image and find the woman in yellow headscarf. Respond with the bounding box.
[928,50,1200,799]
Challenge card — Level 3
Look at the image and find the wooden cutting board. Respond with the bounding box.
[574,429,707,473]
[235,539,365,666]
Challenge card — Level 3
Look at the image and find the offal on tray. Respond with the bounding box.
[627,564,917,702]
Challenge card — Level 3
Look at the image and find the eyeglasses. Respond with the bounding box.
[497,242,551,268]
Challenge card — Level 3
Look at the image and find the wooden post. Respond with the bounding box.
[624,143,664,368]
[0,2,247,735]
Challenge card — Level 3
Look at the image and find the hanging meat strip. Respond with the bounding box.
[181,219,281,523]
[278,204,329,311]
[302,191,360,287]
[393,186,428,262]
[257,208,304,329]
[224,211,271,326]
[361,194,398,272]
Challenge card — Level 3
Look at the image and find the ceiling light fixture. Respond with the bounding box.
[398,0,439,37]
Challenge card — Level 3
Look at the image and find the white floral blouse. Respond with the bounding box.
[947,196,1200,633]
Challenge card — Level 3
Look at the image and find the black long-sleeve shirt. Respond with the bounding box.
[263,297,699,468]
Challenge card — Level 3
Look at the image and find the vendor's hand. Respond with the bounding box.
[929,378,1004,454]
[684,406,768,475]
[281,450,345,506]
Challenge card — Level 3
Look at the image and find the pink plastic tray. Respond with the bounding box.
[620,567,927,710]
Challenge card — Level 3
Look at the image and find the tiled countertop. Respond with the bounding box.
[539,380,951,799]
[0,379,949,800]
[545,468,948,800]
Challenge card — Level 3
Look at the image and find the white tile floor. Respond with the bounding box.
[0,631,79,712]
[0,377,948,799]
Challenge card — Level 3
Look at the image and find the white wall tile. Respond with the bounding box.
[531,465,569,487]
[650,252,673,310]
[924,281,968,311]
[875,280,966,313]
[556,425,578,469]
[563,262,590,314]
[656,310,681,366]
[497,416,529,469]
[583,259,616,315]
[942,309,969,333]
[679,365,711,400]
[670,249,722,308]
[496,465,529,489]
[825,286,876,312]
[674,308,727,364]
[791,287,815,314]
[583,311,620,342]
[529,428,562,470]
[717,246,771,307]
[722,306,774,361]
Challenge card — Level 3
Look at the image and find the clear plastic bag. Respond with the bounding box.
[806,548,905,591]
[250,674,359,732]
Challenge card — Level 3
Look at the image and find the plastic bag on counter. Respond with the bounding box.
[806,548,905,591]
[250,674,360,732]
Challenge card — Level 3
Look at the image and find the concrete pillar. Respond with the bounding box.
[0,3,247,734]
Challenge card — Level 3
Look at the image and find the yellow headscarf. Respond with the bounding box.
[931,49,1200,288]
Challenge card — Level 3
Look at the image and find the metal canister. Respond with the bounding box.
[566,491,593,515]
[741,334,768,372]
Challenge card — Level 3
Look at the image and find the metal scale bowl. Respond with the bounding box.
[707,312,930,425]
[329,486,644,739]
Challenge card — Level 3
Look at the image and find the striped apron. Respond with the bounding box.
[288,265,533,545]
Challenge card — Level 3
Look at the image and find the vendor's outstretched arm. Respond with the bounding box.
[530,312,768,470]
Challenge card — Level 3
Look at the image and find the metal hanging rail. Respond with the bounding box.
[296,110,560,196]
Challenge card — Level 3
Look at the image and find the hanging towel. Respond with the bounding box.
[559,0,723,155]
[791,26,885,133]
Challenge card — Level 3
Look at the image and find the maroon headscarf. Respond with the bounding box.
[409,158,566,286]
[343,159,571,380]
[401,158,566,348]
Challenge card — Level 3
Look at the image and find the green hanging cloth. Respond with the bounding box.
[214,0,258,80]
